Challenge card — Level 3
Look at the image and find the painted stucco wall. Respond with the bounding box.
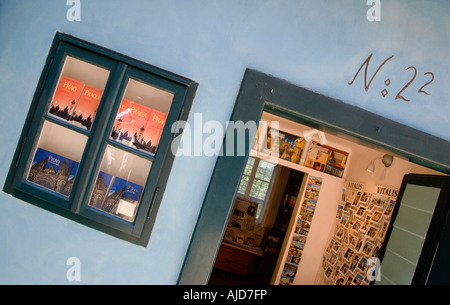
[0,0,448,284]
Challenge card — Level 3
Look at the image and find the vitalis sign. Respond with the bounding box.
[345,181,366,191]
[376,185,399,198]
[345,181,398,198]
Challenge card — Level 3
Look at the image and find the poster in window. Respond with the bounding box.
[48,76,85,121]
[89,171,114,209]
[110,99,167,156]
[27,147,79,197]
[95,176,144,222]
[70,85,103,131]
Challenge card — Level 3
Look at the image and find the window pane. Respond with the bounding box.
[244,157,255,175]
[89,145,152,223]
[249,179,270,200]
[255,160,275,181]
[110,78,174,156]
[27,120,87,197]
[48,56,110,131]
[238,175,249,194]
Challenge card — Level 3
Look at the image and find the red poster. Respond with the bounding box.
[146,108,166,149]
[111,100,167,155]
[49,76,84,120]
[71,85,103,130]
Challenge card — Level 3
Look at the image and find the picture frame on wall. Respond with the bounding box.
[324,146,348,178]
[378,219,390,240]
[384,198,396,216]
[366,225,378,239]
[263,127,306,164]
[353,273,364,285]
[362,240,374,256]
[305,141,349,178]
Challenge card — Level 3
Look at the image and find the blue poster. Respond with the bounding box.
[108,177,143,202]
[27,147,80,196]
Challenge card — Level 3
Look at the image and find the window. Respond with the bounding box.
[237,157,276,220]
[3,33,197,246]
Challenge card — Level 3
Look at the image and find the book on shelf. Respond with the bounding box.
[70,84,103,131]
[110,99,167,155]
[49,76,103,131]
[278,130,306,164]
[49,76,85,121]
[305,141,329,172]
[89,172,144,221]
[261,128,305,164]
[305,141,348,178]
[89,171,114,209]
[27,147,80,197]
[323,146,348,178]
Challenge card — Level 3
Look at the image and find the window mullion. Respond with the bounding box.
[70,62,128,214]
[244,175,253,198]
[244,158,259,197]
[256,164,277,222]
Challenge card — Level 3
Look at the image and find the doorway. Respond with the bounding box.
[178,69,450,284]
[208,165,305,285]
[207,112,446,285]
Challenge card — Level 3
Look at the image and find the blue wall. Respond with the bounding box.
[0,0,448,284]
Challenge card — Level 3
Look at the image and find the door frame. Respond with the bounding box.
[382,174,450,284]
[177,68,450,284]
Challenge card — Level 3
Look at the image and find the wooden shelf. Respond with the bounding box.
[250,149,344,182]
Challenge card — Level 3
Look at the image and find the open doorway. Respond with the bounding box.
[178,69,450,285]
[208,162,305,285]
[208,112,446,285]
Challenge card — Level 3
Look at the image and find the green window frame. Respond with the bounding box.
[3,33,198,246]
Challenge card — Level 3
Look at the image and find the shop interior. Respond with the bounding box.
[208,112,445,285]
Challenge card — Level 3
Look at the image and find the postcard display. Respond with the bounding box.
[279,176,323,285]
[320,181,398,285]
[256,127,351,285]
